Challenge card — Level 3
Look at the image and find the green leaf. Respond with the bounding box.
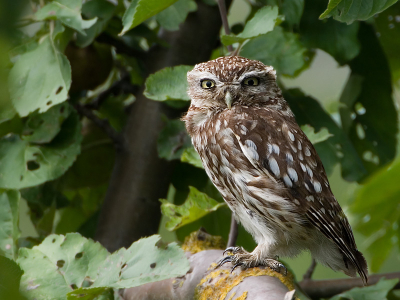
[283,88,367,180]
[76,0,117,48]
[8,35,71,117]
[0,190,20,260]
[181,147,203,169]
[35,0,97,35]
[221,6,279,45]
[0,111,82,189]
[330,277,399,300]
[320,0,398,23]
[157,119,192,161]
[0,256,25,300]
[161,186,225,230]
[0,96,16,124]
[351,157,400,271]
[301,125,333,144]
[241,26,307,76]
[156,0,197,31]
[21,102,71,144]
[374,2,400,83]
[17,233,109,299]
[281,0,304,27]
[121,0,179,35]
[70,235,189,297]
[144,65,192,101]
[300,0,360,64]
[339,23,397,176]
[260,0,304,27]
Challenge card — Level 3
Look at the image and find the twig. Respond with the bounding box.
[299,272,400,300]
[302,259,317,281]
[227,214,238,247]
[74,103,125,148]
[217,0,233,53]
[96,33,146,58]
[85,73,137,110]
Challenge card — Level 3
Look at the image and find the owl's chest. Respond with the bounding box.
[191,117,259,198]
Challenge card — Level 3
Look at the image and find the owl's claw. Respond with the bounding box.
[231,263,242,273]
[265,259,287,276]
[223,246,242,255]
[216,248,287,276]
[215,255,233,269]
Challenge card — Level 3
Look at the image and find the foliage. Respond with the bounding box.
[17,233,189,299]
[1,0,400,298]
[161,186,225,230]
[329,278,399,300]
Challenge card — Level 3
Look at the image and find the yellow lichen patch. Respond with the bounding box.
[182,229,225,254]
[194,265,296,300]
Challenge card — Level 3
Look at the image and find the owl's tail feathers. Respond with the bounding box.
[344,250,368,285]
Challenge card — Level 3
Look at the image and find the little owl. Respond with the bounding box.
[183,56,368,284]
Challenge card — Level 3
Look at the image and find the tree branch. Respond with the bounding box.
[227,214,238,247]
[302,259,317,281]
[74,103,125,147]
[299,272,400,299]
[217,0,233,52]
[85,73,138,110]
[95,0,231,251]
[123,250,294,300]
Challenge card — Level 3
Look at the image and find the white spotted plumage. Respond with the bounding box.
[183,56,368,284]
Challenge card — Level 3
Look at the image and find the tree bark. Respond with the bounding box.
[95,1,227,251]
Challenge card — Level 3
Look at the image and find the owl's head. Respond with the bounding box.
[187,56,282,110]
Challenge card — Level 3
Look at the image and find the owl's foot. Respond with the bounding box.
[216,246,287,275]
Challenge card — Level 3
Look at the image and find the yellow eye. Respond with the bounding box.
[201,80,215,89]
[243,77,259,86]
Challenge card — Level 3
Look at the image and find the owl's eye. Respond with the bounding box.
[243,77,259,86]
[201,80,215,89]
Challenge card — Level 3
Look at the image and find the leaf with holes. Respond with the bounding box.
[0,190,20,260]
[17,233,110,300]
[8,35,71,117]
[121,0,179,35]
[351,157,400,271]
[330,277,399,300]
[161,186,225,230]
[320,0,398,23]
[0,111,82,189]
[156,0,197,31]
[241,26,307,76]
[158,119,192,161]
[339,24,397,177]
[69,235,189,297]
[181,147,203,169]
[21,102,71,144]
[144,65,192,101]
[221,6,279,45]
[301,125,333,144]
[35,0,97,35]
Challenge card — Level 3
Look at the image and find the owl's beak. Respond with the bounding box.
[225,90,232,109]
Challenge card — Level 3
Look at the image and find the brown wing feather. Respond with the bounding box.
[229,106,368,284]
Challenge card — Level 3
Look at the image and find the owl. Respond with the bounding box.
[183,56,368,284]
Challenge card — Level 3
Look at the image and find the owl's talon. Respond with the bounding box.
[216,255,233,268]
[231,263,242,273]
[265,258,287,276]
[223,246,242,255]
